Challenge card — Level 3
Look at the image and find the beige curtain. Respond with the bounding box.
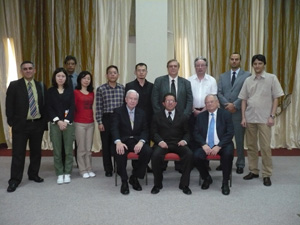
[172,0,209,78]
[92,0,132,152]
[0,0,23,148]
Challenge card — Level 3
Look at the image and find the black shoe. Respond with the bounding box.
[129,175,142,191]
[179,186,192,195]
[147,165,153,173]
[243,172,259,180]
[105,171,113,177]
[7,183,18,192]
[29,176,44,183]
[236,167,244,174]
[216,164,222,171]
[151,185,162,194]
[263,177,272,186]
[120,181,129,195]
[201,176,213,190]
[221,183,230,195]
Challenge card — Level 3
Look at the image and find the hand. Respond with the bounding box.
[225,103,237,113]
[202,144,212,155]
[210,146,221,156]
[158,141,168,149]
[241,118,247,128]
[267,117,275,127]
[134,141,144,154]
[98,124,105,132]
[177,140,186,146]
[57,121,67,131]
[116,142,128,155]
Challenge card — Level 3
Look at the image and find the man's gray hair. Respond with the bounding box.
[126,89,139,99]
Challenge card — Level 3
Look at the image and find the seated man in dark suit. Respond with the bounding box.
[193,94,234,195]
[111,89,152,195]
[151,93,193,195]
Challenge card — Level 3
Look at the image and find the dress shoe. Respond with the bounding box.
[216,164,222,171]
[29,176,44,183]
[129,175,142,191]
[151,185,162,194]
[263,177,272,186]
[236,167,244,174]
[243,172,259,180]
[179,186,192,195]
[121,181,129,195]
[221,183,230,195]
[7,183,18,192]
[105,171,113,177]
[201,176,213,190]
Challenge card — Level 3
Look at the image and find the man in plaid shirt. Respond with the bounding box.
[96,65,125,177]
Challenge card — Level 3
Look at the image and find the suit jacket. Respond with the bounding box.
[151,109,190,146]
[6,78,48,131]
[217,69,251,111]
[111,104,149,144]
[194,108,234,148]
[152,75,193,117]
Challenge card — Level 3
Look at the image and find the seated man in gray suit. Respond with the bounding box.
[193,94,234,195]
[151,93,193,195]
[218,52,251,174]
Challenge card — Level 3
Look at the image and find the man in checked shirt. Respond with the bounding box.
[96,65,125,177]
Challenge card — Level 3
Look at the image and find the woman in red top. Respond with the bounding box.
[74,71,95,178]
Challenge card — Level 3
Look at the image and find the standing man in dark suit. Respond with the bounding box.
[151,59,193,117]
[151,93,193,195]
[111,90,152,195]
[5,61,47,192]
[193,94,234,195]
[218,53,251,174]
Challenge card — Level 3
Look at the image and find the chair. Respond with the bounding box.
[114,152,148,186]
[199,154,232,187]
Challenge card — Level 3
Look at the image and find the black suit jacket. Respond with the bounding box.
[111,104,149,144]
[6,78,48,131]
[151,109,190,146]
[194,108,234,148]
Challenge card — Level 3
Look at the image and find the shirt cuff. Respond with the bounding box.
[114,139,121,144]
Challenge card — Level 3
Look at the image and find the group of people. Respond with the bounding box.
[5,53,284,196]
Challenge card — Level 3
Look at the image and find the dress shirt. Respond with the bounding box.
[68,72,78,90]
[231,68,240,81]
[165,109,175,120]
[188,73,217,108]
[205,109,220,146]
[95,82,125,124]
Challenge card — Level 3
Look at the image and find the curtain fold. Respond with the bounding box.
[92,0,132,152]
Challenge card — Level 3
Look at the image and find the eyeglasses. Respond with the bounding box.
[165,100,175,103]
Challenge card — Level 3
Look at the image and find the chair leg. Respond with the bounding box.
[145,171,148,185]
[114,159,117,186]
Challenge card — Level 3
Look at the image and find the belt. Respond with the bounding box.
[194,107,204,111]
[26,118,42,122]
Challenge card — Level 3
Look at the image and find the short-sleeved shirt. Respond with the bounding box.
[188,73,217,108]
[238,72,284,123]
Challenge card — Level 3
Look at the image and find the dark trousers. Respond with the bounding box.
[9,120,44,185]
[114,139,152,182]
[100,113,114,173]
[151,144,193,187]
[194,143,234,183]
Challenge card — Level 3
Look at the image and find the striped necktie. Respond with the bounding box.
[28,82,38,118]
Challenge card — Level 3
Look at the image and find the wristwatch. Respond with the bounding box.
[270,115,275,119]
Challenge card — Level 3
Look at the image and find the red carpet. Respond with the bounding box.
[0,143,299,156]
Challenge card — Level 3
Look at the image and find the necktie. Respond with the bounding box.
[171,79,176,96]
[69,75,74,90]
[231,71,236,86]
[27,82,38,118]
[208,113,215,148]
[129,111,134,129]
[168,111,172,123]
